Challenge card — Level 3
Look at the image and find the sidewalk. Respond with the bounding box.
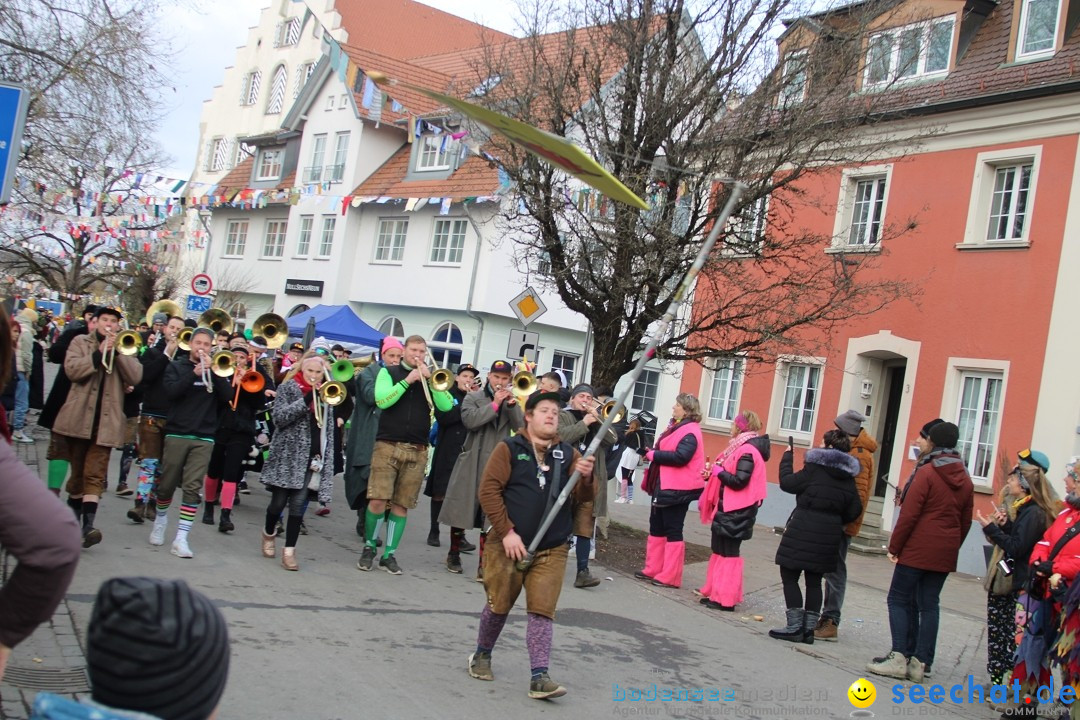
[0,421,89,720]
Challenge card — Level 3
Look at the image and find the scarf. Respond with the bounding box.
[715,431,758,472]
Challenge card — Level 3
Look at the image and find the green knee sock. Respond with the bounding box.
[47,459,69,491]
[385,514,407,556]
[364,507,385,548]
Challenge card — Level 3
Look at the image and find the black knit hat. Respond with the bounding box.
[87,577,230,720]
[919,418,945,439]
[928,422,960,450]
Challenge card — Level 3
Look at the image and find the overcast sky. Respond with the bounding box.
[154,0,519,178]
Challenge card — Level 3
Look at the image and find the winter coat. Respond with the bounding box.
[38,322,87,429]
[701,435,772,544]
[983,497,1053,593]
[344,362,381,509]
[53,334,143,448]
[15,316,33,373]
[29,341,45,409]
[775,448,863,574]
[558,408,617,527]
[648,420,705,507]
[888,449,974,572]
[259,379,334,505]
[424,383,469,498]
[845,429,877,537]
[1029,506,1080,583]
[439,384,524,530]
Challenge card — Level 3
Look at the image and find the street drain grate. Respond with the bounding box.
[3,666,90,692]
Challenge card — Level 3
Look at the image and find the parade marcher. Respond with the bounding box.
[558,383,616,589]
[12,308,37,443]
[770,430,862,643]
[697,410,770,612]
[538,372,562,394]
[260,353,335,571]
[275,342,303,384]
[815,410,877,641]
[424,362,479,548]
[356,335,452,575]
[867,422,973,683]
[53,307,143,548]
[440,360,523,577]
[127,315,185,524]
[466,391,595,700]
[344,336,403,539]
[110,380,140,498]
[203,338,265,533]
[38,305,97,495]
[29,322,46,412]
[147,328,231,558]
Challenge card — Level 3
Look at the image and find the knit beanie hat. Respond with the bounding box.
[380,336,404,354]
[928,422,960,449]
[87,577,230,720]
[834,410,865,437]
[919,418,945,439]
[569,383,595,399]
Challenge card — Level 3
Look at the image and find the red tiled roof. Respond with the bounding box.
[333,0,512,59]
[341,44,454,123]
[352,145,500,199]
[214,157,296,200]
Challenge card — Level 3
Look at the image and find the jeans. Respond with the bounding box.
[887,563,948,664]
[13,371,29,430]
[822,534,852,624]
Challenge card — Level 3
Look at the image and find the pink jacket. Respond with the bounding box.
[699,441,769,522]
[650,420,706,492]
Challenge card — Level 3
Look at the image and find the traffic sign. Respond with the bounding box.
[509,287,547,327]
[186,294,212,314]
[507,330,540,364]
[191,273,213,296]
[0,83,29,205]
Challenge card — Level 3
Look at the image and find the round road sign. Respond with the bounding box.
[191,273,213,296]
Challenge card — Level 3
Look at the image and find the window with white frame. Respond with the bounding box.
[416,134,455,170]
[430,322,463,368]
[378,317,404,339]
[375,219,408,262]
[328,132,348,182]
[317,216,335,257]
[778,49,808,107]
[325,94,336,111]
[295,215,313,257]
[846,175,888,246]
[779,362,821,434]
[265,65,288,115]
[962,147,1040,247]
[274,17,301,47]
[206,137,229,172]
[240,70,261,106]
[231,303,248,332]
[1017,0,1060,59]
[305,135,326,183]
[262,219,288,258]
[429,219,467,264]
[955,371,1004,481]
[551,352,578,388]
[293,62,315,99]
[986,163,1033,241]
[724,195,769,255]
[632,369,661,414]
[706,357,744,423]
[864,17,954,87]
[256,148,283,181]
[224,220,249,257]
[232,139,254,168]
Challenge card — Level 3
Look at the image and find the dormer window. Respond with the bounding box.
[864,16,954,88]
[778,49,808,107]
[1017,0,1060,59]
[256,148,283,181]
[416,134,456,171]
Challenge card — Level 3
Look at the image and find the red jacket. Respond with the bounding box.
[888,451,974,572]
[1029,508,1080,582]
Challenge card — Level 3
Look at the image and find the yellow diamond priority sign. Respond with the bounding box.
[509,287,547,328]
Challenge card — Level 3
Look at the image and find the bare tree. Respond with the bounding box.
[468,0,923,388]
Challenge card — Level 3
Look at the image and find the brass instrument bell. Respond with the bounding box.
[511,370,538,399]
[321,380,347,406]
[115,330,143,356]
[210,350,236,377]
[329,359,355,382]
[197,308,234,335]
[177,327,194,351]
[251,312,288,349]
[430,367,455,393]
[144,299,182,327]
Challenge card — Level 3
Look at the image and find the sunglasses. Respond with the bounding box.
[314,348,329,356]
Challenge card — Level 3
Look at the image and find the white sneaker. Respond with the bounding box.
[626,499,634,505]
[12,430,34,444]
[614,497,626,504]
[149,518,167,546]
[171,536,193,558]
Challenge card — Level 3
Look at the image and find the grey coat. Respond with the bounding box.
[259,379,334,505]
[559,409,617,526]
[343,362,380,509]
[438,386,524,529]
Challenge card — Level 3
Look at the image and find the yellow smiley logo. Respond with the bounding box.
[848,677,876,708]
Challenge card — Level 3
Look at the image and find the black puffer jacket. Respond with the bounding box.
[983,497,1053,592]
[774,448,863,573]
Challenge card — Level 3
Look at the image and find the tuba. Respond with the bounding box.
[329,359,356,382]
[144,299,181,327]
[197,308,233,335]
[251,312,287,349]
[210,350,237,377]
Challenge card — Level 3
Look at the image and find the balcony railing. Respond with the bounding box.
[303,165,323,183]
[326,164,345,183]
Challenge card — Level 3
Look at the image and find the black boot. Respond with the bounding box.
[802,610,820,645]
[202,502,216,525]
[428,499,442,547]
[67,496,83,518]
[769,608,805,642]
[218,508,234,533]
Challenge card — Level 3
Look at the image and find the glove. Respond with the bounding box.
[636,446,650,456]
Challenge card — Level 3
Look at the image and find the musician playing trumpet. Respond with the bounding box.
[52,307,143,549]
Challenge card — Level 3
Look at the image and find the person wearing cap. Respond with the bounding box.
[201,337,266,534]
[146,312,169,350]
[467,391,595,700]
[896,418,945,506]
[37,304,98,495]
[30,577,230,720]
[976,448,1058,689]
[148,327,232,559]
[423,362,480,550]
[867,421,973,683]
[815,409,878,641]
[344,336,403,539]
[558,383,617,589]
[356,334,453,575]
[53,307,143,548]
[440,359,524,577]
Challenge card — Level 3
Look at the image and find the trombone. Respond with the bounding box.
[102,330,143,374]
[425,352,455,393]
[210,350,237,377]
[510,370,537,399]
[586,398,627,424]
[314,369,347,429]
[177,327,194,351]
[231,369,266,410]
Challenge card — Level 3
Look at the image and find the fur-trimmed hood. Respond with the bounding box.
[805,447,860,478]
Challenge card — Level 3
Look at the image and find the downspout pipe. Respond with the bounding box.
[463,212,486,363]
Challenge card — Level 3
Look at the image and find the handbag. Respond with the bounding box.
[641,461,660,496]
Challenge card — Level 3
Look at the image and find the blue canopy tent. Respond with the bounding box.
[285,304,384,347]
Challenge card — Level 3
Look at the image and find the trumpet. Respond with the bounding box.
[251,312,287,349]
[231,369,266,410]
[102,329,143,374]
[197,308,233,335]
[586,398,627,424]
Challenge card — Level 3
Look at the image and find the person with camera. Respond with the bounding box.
[977,450,1058,687]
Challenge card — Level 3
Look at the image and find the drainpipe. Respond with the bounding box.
[463,212,486,363]
[581,320,593,383]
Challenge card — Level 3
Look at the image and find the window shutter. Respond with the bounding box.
[286,18,301,46]
[247,71,262,106]
[203,140,214,171]
[239,73,249,105]
[266,66,288,114]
